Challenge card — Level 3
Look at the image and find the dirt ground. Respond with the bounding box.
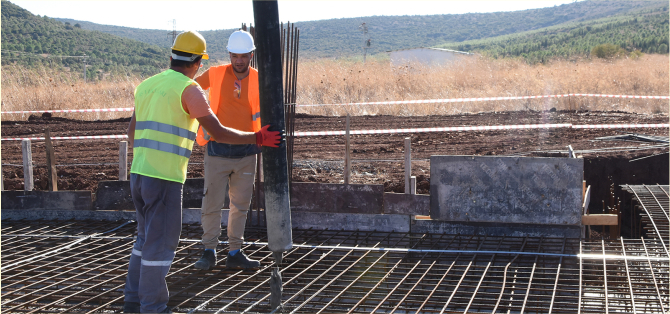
[1,110,668,205]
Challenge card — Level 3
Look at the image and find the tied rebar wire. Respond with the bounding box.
[2,219,669,313]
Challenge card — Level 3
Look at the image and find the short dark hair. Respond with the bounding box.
[170,50,202,68]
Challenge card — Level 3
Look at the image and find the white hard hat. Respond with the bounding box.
[227,30,255,53]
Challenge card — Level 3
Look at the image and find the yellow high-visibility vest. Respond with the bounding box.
[131,69,199,183]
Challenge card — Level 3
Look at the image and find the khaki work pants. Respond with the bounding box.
[200,153,257,251]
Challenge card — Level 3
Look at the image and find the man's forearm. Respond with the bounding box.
[127,113,136,147]
[213,126,256,145]
[197,114,256,145]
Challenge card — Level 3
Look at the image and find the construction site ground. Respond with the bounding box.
[1,110,668,208]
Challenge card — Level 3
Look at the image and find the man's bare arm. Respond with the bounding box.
[127,113,136,147]
[197,114,256,145]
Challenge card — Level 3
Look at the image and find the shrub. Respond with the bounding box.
[591,43,626,59]
[629,50,644,59]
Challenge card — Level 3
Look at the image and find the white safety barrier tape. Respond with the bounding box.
[2,107,134,114]
[572,123,669,129]
[2,94,668,114]
[295,123,573,136]
[2,123,668,141]
[294,123,669,136]
[1,134,128,141]
[296,93,670,107]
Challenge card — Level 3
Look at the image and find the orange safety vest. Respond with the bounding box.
[196,64,261,146]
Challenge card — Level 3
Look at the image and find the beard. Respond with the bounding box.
[233,63,249,74]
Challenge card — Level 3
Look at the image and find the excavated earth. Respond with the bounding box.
[1,110,668,210]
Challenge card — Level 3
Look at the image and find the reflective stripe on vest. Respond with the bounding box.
[133,138,192,159]
[136,120,197,141]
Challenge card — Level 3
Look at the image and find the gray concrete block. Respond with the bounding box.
[383,193,430,215]
[182,208,203,224]
[94,180,132,210]
[93,178,224,211]
[292,212,410,232]
[411,219,581,238]
[1,190,92,211]
[290,183,384,214]
[184,178,230,209]
[430,156,583,225]
[182,208,265,226]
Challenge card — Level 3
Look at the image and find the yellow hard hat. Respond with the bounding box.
[171,31,209,60]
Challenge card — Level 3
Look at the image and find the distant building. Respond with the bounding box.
[388,47,473,67]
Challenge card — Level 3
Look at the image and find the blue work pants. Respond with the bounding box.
[124,174,183,313]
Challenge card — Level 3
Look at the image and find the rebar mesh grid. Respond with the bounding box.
[623,184,669,249]
[2,219,668,313]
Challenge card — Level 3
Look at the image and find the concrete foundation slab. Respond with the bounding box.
[1,209,134,221]
[430,156,583,225]
[1,190,92,211]
[92,181,385,214]
[1,209,404,232]
[290,183,384,214]
[93,181,132,210]
[93,179,227,211]
[1,208,579,237]
[411,219,581,238]
[383,193,429,215]
[291,212,410,232]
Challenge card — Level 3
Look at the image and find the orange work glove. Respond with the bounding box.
[255,124,283,147]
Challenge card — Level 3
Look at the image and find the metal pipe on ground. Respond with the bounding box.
[254,1,292,310]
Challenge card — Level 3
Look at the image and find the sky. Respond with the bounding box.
[11,0,576,31]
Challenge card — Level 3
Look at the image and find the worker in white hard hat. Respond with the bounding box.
[122,30,281,313]
[192,29,264,271]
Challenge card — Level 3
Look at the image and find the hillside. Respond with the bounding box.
[57,0,667,60]
[54,18,176,48]
[0,0,169,79]
[2,0,667,80]
[437,5,669,63]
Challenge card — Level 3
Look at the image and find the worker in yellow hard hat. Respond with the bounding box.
[122,30,281,313]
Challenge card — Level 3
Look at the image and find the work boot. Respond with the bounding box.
[226,250,261,269]
[193,249,217,270]
[123,301,140,313]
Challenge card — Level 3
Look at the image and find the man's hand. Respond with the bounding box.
[255,125,283,147]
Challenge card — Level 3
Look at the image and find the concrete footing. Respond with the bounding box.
[2,208,579,238]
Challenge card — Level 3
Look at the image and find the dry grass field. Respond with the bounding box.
[1,66,141,121]
[297,54,669,116]
[1,54,668,121]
